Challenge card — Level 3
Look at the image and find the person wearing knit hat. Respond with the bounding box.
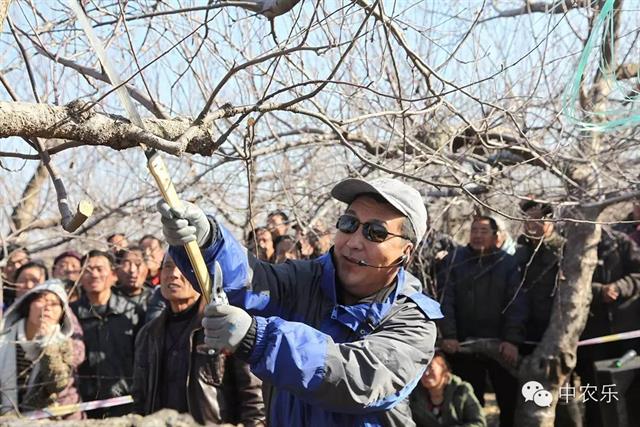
[0,280,84,419]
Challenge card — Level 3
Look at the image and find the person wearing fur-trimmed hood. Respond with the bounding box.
[0,279,84,419]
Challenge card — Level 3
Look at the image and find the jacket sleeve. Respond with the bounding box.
[611,236,640,299]
[131,326,149,415]
[245,302,437,414]
[439,253,458,340]
[458,381,487,427]
[169,219,314,318]
[229,356,266,426]
[501,256,527,344]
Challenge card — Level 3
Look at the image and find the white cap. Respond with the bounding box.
[331,177,427,241]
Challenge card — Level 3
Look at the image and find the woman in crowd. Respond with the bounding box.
[0,279,84,419]
[410,351,486,427]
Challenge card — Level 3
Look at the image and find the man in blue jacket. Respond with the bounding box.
[157,177,442,426]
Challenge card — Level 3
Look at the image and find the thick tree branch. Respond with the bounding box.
[0,101,217,156]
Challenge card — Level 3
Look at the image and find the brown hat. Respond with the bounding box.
[53,250,82,266]
[519,199,553,217]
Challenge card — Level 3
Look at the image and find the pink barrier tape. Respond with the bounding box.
[440,329,640,350]
[577,329,640,347]
[22,395,134,420]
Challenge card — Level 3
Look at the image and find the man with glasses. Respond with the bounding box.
[157,177,442,426]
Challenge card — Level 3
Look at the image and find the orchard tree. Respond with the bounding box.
[1,1,639,425]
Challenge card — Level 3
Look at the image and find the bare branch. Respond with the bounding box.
[33,44,170,119]
[0,101,216,156]
[481,0,591,22]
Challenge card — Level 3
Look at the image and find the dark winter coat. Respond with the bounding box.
[514,233,566,342]
[71,291,145,417]
[439,246,526,344]
[133,298,265,426]
[582,228,640,339]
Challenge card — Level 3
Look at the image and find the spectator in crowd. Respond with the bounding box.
[494,216,516,255]
[292,223,315,259]
[577,226,640,427]
[71,250,144,418]
[52,251,82,283]
[309,225,333,257]
[266,210,290,238]
[514,200,583,426]
[1,245,30,284]
[12,260,49,304]
[133,255,265,425]
[52,250,83,303]
[144,286,167,324]
[0,280,84,419]
[293,223,332,259]
[140,235,164,286]
[159,177,442,425]
[439,215,525,427]
[107,233,129,254]
[409,351,486,427]
[114,247,152,311]
[2,246,32,309]
[514,201,562,344]
[412,230,458,298]
[273,235,301,263]
[246,227,275,262]
[613,200,640,245]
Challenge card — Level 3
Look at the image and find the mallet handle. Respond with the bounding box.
[147,152,212,303]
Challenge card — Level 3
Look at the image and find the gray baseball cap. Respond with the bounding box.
[331,177,427,241]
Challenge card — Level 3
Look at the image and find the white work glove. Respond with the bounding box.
[157,200,211,247]
[202,304,253,352]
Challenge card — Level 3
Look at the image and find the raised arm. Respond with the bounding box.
[158,201,313,318]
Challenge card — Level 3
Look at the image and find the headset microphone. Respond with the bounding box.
[356,255,406,268]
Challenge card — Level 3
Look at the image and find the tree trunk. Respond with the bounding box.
[515,214,601,427]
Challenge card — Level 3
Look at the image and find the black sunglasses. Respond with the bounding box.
[336,214,411,243]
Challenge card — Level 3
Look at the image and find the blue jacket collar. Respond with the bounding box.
[317,251,403,332]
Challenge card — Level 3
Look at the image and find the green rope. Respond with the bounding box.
[562,0,640,132]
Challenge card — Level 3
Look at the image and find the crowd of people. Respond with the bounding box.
[1,186,639,427]
[0,212,332,424]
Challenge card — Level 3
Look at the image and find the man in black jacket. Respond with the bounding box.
[577,227,640,427]
[71,250,145,418]
[514,200,583,427]
[133,255,265,425]
[439,215,525,427]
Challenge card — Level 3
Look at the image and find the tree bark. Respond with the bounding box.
[515,210,601,426]
[0,101,218,156]
[10,161,48,232]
